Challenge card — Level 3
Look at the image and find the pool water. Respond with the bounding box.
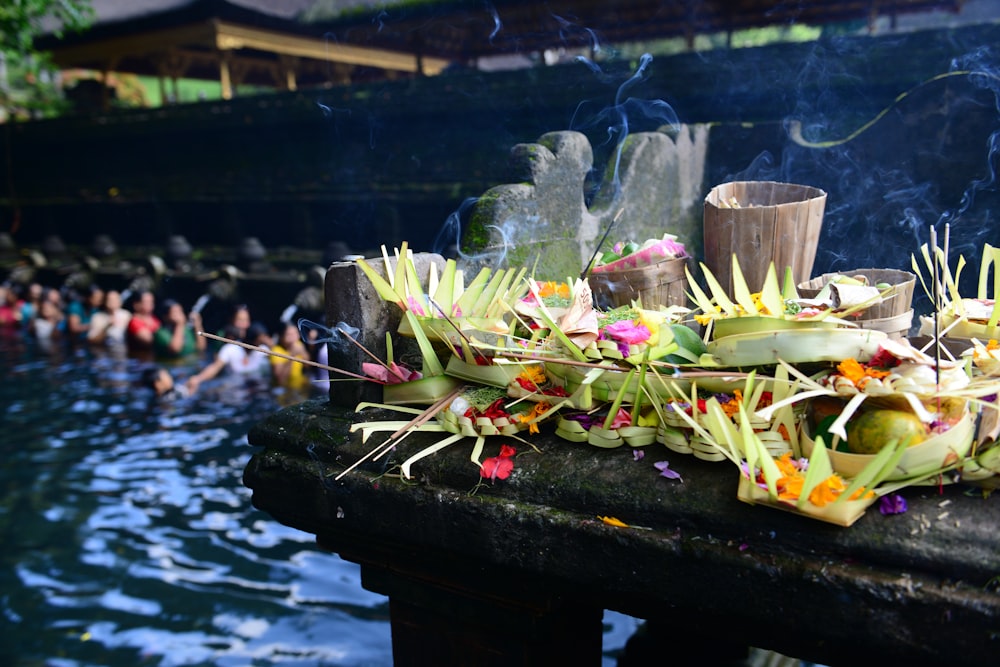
[0,331,643,666]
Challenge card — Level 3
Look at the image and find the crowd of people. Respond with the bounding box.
[0,281,329,402]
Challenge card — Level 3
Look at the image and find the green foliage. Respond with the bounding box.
[136,75,223,106]
[614,24,823,59]
[1,0,94,120]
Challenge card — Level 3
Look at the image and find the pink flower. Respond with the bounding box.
[406,296,426,316]
[659,238,688,259]
[609,407,632,429]
[361,361,421,384]
[603,320,651,345]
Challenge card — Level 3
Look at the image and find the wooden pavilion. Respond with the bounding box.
[37,0,964,109]
[35,0,453,105]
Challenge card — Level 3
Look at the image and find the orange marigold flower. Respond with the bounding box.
[716,389,744,418]
[517,401,551,434]
[720,398,741,418]
[538,281,570,299]
[776,474,804,502]
[774,452,799,477]
[849,487,876,501]
[836,357,891,388]
[837,358,868,385]
[808,475,847,507]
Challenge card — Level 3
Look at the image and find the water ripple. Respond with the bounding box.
[0,337,640,666]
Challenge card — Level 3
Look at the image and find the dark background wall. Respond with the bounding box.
[3,22,998,290]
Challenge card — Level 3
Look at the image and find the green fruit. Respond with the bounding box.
[813,414,845,451]
[846,409,927,455]
[600,251,620,265]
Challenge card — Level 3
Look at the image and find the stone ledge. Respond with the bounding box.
[245,398,1000,666]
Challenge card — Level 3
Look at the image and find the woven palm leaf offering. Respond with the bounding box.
[756,337,1000,486]
[507,277,705,402]
[348,362,582,480]
[690,255,889,368]
[511,279,743,449]
[348,384,555,480]
[355,242,541,399]
[350,246,590,479]
[653,365,800,462]
[682,374,938,527]
[914,241,1000,344]
[897,231,1000,485]
[553,362,662,449]
[939,339,1000,485]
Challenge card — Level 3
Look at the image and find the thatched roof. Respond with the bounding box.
[36,0,969,92]
[300,0,967,59]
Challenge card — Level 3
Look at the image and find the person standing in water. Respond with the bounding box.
[153,299,205,359]
[126,291,160,357]
[186,322,272,393]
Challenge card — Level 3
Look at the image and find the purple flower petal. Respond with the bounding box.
[878,493,908,516]
[654,460,683,482]
[565,413,600,430]
[633,449,645,461]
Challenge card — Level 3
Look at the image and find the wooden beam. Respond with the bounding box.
[212,20,451,75]
[48,22,219,68]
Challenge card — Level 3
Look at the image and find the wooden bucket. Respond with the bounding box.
[703,181,826,296]
[798,268,917,338]
[589,256,688,310]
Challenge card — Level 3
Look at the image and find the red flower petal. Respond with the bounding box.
[481,455,515,480]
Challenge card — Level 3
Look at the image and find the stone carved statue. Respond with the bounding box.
[463,126,708,280]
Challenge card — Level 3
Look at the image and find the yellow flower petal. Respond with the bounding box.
[599,515,630,528]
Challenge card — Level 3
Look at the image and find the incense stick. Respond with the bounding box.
[497,351,752,380]
[335,385,465,479]
[930,226,942,394]
[581,207,626,281]
[197,331,384,384]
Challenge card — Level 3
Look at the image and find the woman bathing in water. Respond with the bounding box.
[186,322,272,394]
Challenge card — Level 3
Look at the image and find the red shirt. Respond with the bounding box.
[127,314,161,345]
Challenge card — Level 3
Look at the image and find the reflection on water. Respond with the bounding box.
[0,332,639,666]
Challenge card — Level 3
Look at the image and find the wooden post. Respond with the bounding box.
[278,55,298,91]
[219,51,233,100]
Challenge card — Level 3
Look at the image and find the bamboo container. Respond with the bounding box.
[703,181,826,296]
[798,268,917,338]
[589,257,688,309]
